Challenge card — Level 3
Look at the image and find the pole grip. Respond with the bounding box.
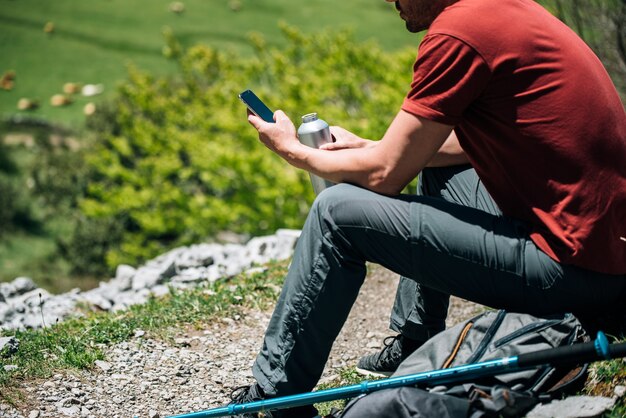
[518,332,626,369]
[609,342,626,359]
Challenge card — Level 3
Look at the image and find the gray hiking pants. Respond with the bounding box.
[252,165,625,396]
[390,165,502,341]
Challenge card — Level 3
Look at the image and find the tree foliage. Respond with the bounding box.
[74,24,415,271]
[541,0,626,100]
[0,138,37,237]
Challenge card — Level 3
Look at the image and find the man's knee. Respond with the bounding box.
[311,183,366,226]
[313,183,359,214]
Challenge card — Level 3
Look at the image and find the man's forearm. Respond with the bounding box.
[284,144,390,192]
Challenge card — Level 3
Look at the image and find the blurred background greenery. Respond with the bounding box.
[0,0,414,127]
[0,0,624,293]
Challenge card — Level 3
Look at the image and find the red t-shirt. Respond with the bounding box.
[402,0,626,274]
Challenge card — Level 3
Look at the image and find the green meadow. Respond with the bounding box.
[0,0,416,128]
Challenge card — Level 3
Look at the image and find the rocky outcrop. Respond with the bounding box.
[0,229,301,330]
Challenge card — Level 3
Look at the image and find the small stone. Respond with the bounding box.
[0,336,19,355]
[63,83,81,95]
[17,98,39,110]
[58,397,81,407]
[115,264,136,284]
[366,340,381,349]
[83,102,96,116]
[58,405,80,416]
[94,360,111,372]
[169,1,185,13]
[3,365,18,372]
[174,337,190,346]
[81,84,104,97]
[148,411,160,418]
[50,94,72,107]
[614,385,626,398]
[29,410,40,418]
[12,277,36,294]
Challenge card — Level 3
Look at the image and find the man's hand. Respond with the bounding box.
[321,127,374,151]
[247,110,299,156]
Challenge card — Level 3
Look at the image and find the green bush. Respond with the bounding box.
[76,24,416,271]
[0,142,36,236]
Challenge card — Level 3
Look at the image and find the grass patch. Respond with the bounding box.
[315,367,377,415]
[0,260,289,394]
[586,352,626,416]
[0,0,414,128]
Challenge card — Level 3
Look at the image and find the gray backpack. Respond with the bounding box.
[340,310,589,418]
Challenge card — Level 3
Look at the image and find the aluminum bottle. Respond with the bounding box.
[297,113,335,195]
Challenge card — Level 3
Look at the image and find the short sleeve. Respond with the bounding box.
[402,34,491,126]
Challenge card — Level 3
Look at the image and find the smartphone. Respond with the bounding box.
[238,89,275,123]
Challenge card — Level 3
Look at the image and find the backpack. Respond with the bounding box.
[338,310,589,418]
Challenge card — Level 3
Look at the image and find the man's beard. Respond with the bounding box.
[405,20,427,33]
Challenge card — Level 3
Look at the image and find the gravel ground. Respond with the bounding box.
[1,265,482,418]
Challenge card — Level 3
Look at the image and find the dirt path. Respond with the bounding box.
[2,265,482,418]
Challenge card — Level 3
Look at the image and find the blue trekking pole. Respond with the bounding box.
[167,332,626,418]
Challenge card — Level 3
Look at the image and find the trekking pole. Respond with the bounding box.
[167,332,626,418]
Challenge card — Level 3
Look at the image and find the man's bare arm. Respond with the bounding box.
[320,126,468,168]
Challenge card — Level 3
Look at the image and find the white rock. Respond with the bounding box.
[115,264,136,282]
[527,395,616,418]
[81,84,104,97]
[12,277,37,295]
[79,292,112,311]
[58,405,80,416]
[131,267,162,290]
[94,360,112,372]
[0,229,300,330]
[0,336,19,354]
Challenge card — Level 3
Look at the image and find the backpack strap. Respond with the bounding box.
[442,320,474,369]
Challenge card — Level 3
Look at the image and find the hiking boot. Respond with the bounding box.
[229,383,319,418]
[356,334,423,377]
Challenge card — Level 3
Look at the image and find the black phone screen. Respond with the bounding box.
[239,89,275,123]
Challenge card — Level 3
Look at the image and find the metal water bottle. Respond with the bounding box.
[297,113,335,195]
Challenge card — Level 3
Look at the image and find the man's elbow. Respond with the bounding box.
[367,169,405,196]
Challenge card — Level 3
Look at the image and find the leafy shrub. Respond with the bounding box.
[0,142,36,236]
[76,24,416,271]
[0,175,22,235]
